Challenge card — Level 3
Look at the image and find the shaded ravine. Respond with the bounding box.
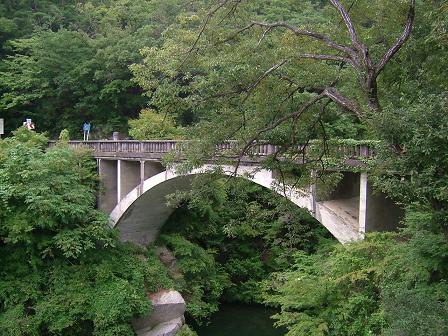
[192,303,286,336]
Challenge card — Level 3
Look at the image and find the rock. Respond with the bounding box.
[132,290,186,333]
[136,317,184,336]
[155,246,182,279]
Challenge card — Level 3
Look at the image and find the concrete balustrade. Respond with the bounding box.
[48,140,375,163]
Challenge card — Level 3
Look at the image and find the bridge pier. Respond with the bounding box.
[359,173,368,236]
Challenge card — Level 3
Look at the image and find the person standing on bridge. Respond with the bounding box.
[23,118,35,130]
[83,122,91,141]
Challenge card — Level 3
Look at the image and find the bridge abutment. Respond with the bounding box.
[98,159,118,214]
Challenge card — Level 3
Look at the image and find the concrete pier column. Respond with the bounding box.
[359,173,403,235]
[118,160,141,201]
[139,161,145,196]
[310,170,317,215]
[117,160,121,204]
[98,159,118,213]
[358,173,368,237]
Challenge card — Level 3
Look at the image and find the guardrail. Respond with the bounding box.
[48,140,375,159]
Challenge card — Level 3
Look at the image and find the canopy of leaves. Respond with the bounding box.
[129,108,184,140]
[0,129,173,335]
[130,0,420,171]
[0,0,189,138]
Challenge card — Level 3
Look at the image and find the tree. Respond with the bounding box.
[131,0,417,174]
[0,129,173,335]
[129,108,184,140]
[131,2,448,335]
[0,0,188,137]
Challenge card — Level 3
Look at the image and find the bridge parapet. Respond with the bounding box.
[48,140,375,162]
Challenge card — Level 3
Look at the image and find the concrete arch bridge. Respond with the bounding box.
[59,140,402,244]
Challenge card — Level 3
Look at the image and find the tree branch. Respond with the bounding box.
[179,0,231,69]
[229,93,328,176]
[323,87,362,118]
[257,26,274,46]
[329,0,364,51]
[243,59,289,101]
[297,53,352,66]
[375,0,416,75]
[235,21,352,55]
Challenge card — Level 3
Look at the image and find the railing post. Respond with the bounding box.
[359,173,368,237]
[360,145,369,157]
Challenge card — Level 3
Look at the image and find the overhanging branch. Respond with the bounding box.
[243,59,289,101]
[237,21,353,55]
[323,87,362,118]
[297,53,353,66]
[179,0,232,69]
[330,0,364,50]
[375,0,416,75]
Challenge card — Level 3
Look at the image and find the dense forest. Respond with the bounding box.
[1,0,448,335]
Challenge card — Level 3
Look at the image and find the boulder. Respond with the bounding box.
[136,317,184,336]
[132,290,186,333]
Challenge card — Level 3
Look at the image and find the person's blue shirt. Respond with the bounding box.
[83,123,91,131]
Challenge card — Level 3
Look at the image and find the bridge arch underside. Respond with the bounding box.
[110,166,369,245]
[114,175,195,245]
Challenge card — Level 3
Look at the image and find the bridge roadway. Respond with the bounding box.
[53,140,401,244]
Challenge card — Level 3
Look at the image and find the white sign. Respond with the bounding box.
[0,119,3,135]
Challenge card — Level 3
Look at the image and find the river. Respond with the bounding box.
[194,303,286,336]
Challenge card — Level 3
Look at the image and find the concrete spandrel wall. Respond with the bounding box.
[144,161,164,180]
[119,160,140,200]
[322,172,360,201]
[366,189,404,232]
[117,175,193,246]
[99,160,117,214]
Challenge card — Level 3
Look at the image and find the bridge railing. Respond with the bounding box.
[48,140,375,159]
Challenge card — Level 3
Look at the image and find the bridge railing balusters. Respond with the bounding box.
[47,140,375,162]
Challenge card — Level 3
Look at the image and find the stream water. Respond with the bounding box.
[194,303,286,336]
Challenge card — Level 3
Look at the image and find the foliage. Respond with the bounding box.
[130,0,419,173]
[177,324,198,336]
[162,177,331,321]
[159,233,231,324]
[129,108,184,140]
[0,129,110,255]
[0,0,189,138]
[0,130,173,335]
[264,229,448,336]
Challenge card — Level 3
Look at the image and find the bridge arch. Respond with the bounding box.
[109,164,362,245]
